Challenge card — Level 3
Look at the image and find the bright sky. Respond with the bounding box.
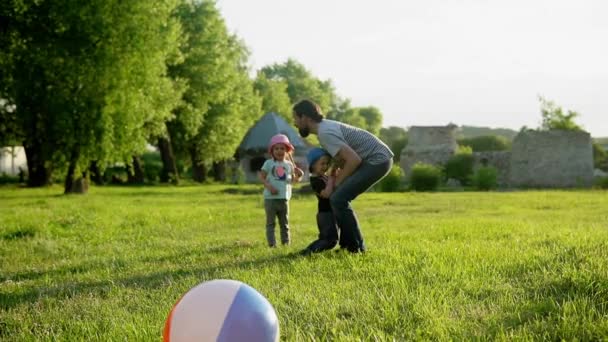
[217,0,608,137]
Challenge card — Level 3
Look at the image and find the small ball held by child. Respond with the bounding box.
[163,279,279,342]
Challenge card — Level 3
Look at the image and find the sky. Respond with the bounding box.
[216,0,608,137]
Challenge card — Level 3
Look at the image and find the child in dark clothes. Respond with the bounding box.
[300,148,340,254]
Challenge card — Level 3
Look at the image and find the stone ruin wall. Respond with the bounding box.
[399,125,457,176]
[509,130,594,188]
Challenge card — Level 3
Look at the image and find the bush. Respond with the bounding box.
[595,177,608,189]
[444,149,474,185]
[378,164,404,192]
[457,135,511,152]
[472,167,498,191]
[0,173,20,185]
[410,163,441,191]
[141,152,162,183]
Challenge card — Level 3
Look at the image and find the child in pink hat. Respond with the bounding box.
[258,134,304,247]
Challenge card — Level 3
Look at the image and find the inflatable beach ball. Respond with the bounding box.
[163,279,279,342]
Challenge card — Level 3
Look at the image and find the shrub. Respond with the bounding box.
[444,146,474,185]
[0,173,20,185]
[141,152,162,183]
[410,163,441,191]
[472,166,498,191]
[595,177,608,189]
[457,135,511,152]
[378,164,404,192]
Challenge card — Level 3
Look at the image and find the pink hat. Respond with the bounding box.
[268,134,295,154]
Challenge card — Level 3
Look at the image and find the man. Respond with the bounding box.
[293,99,394,253]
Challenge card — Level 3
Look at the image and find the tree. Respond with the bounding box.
[253,72,292,123]
[356,106,383,136]
[457,135,511,152]
[258,59,386,133]
[259,59,334,114]
[538,96,584,131]
[1,0,183,192]
[379,126,408,162]
[165,1,261,182]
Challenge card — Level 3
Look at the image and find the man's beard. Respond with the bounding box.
[298,127,310,138]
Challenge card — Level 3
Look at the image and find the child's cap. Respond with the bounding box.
[307,147,330,172]
[268,134,294,155]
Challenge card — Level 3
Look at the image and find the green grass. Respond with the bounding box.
[1,185,607,341]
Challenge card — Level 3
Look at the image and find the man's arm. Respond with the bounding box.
[334,145,362,186]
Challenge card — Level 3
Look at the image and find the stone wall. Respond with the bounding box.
[510,130,594,188]
[400,125,457,176]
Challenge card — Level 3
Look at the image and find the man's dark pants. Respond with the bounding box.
[330,159,393,252]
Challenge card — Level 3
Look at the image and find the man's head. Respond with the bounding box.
[292,99,323,138]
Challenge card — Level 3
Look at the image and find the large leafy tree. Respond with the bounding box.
[258,59,385,133]
[166,0,261,182]
[1,0,183,192]
[253,72,292,123]
[259,59,334,114]
[333,105,383,136]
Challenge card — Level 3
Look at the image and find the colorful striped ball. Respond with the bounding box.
[164,279,279,342]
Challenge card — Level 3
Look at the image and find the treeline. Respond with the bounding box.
[0,0,384,193]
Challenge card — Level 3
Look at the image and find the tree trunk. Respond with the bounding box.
[23,144,52,187]
[158,137,179,184]
[64,147,88,194]
[127,155,145,184]
[213,161,226,182]
[190,146,206,183]
[89,161,104,185]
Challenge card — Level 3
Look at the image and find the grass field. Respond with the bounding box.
[1,185,607,341]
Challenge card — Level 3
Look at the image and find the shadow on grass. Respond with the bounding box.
[220,187,261,195]
[0,243,307,310]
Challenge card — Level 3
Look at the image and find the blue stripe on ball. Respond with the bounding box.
[217,283,279,342]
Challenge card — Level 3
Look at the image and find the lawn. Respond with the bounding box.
[1,185,607,341]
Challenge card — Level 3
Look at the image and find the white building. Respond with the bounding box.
[0,146,28,176]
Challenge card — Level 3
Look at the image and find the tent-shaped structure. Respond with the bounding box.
[236,112,310,182]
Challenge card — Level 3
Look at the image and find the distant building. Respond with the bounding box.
[0,146,27,176]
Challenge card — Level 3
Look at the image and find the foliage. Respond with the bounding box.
[472,166,498,190]
[258,59,384,133]
[410,162,442,191]
[444,146,474,185]
[377,164,404,192]
[1,0,184,190]
[594,176,608,189]
[0,173,20,185]
[456,125,518,140]
[253,72,293,123]
[260,59,334,112]
[458,135,511,152]
[141,152,162,183]
[592,143,608,171]
[331,105,384,136]
[380,126,408,162]
[538,96,584,131]
[170,1,261,172]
